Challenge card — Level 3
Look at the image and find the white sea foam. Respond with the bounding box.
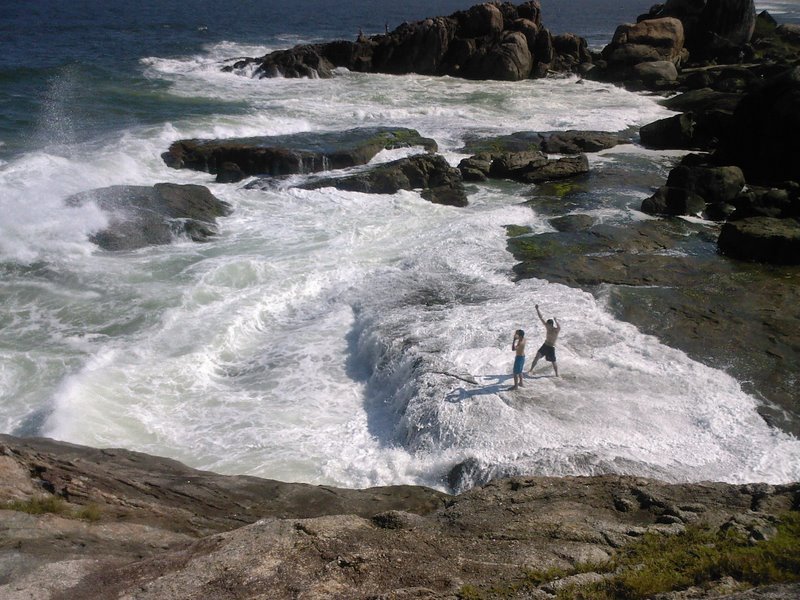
[3,45,798,491]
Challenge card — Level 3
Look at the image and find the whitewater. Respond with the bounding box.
[1,34,799,491]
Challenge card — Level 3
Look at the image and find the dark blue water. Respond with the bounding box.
[0,0,659,159]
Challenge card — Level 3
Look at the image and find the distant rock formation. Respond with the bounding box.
[222,2,591,82]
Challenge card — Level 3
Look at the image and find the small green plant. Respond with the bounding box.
[563,512,800,600]
[4,495,103,522]
[75,504,103,522]
[456,513,800,600]
[5,495,67,515]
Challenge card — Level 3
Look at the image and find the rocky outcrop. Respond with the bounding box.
[223,2,591,82]
[1,434,798,599]
[459,149,589,184]
[298,153,469,207]
[66,184,232,250]
[162,127,438,182]
[456,129,629,185]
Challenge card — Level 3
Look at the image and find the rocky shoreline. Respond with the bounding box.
[27,1,800,597]
[1,434,798,599]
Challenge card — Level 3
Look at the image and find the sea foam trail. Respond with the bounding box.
[3,44,798,491]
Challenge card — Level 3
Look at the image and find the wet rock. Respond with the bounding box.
[550,214,595,232]
[666,164,746,204]
[162,127,438,179]
[301,153,468,207]
[718,216,800,264]
[642,185,706,216]
[66,183,232,250]
[540,130,624,154]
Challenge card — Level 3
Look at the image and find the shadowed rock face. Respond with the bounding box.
[645,0,756,59]
[1,434,797,599]
[714,67,800,185]
[66,183,232,250]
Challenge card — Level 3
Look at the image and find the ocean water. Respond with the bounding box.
[1,0,799,492]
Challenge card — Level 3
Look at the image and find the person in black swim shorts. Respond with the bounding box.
[528,304,560,377]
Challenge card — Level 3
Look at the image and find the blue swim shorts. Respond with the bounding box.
[513,355,525,374]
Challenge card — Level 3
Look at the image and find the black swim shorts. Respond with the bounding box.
[537,343,556,362]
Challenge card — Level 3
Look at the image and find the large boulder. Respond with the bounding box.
[718,217,800,264]
[666,164,746,204]
[301,153,468,207]
[162,128,438,180]
[66,183,232,250]
[641,163,745,216]
[590,17,686,83]
[603,17,686,65]
[714,67,800,185]
[456,30,534,81]
[641,185,706,216]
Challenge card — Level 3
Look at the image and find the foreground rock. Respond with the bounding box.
[223,2,591,82]
[162,127,438,182]
[1,435,798,599]
[66,183,232,250]
[298,153,468,206]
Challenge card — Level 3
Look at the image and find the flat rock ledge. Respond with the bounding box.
[162,127,438,183]
[1,434,798,599]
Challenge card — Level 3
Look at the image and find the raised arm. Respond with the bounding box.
[535,304,546,325]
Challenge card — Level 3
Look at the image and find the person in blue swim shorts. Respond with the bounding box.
[510,329,526,390]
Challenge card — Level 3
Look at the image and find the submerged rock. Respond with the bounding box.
[162,127,438,181]
[66,183,232,250]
